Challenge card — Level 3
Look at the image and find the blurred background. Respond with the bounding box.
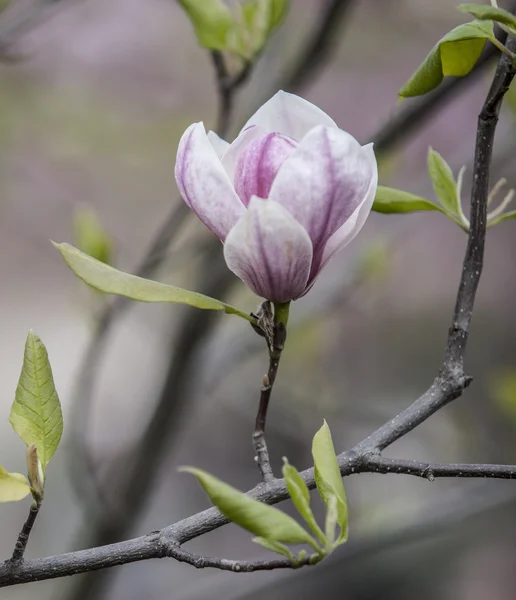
[1,0,516,598]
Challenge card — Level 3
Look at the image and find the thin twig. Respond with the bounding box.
[169,545,309,572]
[365,456,516,480]
[252,304,288,482]
[10,502,41,563]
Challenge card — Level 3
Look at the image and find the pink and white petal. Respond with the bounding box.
[175,122,245,242]
[240,91,337,140]
[304,144,378,291]
[269,126,376,255]
[220,125,268,183]
[207,130,230,158]
[223,198,313,303]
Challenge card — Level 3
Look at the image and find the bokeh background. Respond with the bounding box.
[1,0,516,599]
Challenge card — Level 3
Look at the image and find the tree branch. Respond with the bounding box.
[365,456,516,480]
[9,502,41,563]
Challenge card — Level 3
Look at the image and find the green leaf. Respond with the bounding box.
[235,0,289,59]
[459,3,516,32]
[312,421,348,541]
[75,207,113,266]
[399,20,494,98]
[282,459,325,544]
[9,332,63,474]
[487,209,516,227]
[269,0,289,29]
[182,467,317,546]
[0,466,31,503]
[324,494,338,549]
[489,368,516,420]
[373,186,444,214]
[252,537,294,560]
[428,148,461,215]
[54,243,255,323]
[178,0,233,50]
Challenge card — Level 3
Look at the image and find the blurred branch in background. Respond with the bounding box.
[0,0,78,59]
[283,0,356,91]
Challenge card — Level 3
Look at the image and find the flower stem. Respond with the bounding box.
[252,302,290,482]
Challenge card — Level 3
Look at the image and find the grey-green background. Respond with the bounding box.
[1,1,516,599]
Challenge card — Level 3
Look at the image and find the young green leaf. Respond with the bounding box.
[324,494,339,550]
[399,20,495,98]
[252,537,294,560]
[54,243,255,323]
[235,0,289,59]
[282,459,325,544]
[312,421,348,541]
[373,186,444,214]
[182,467,317,546]
[487,209,516,227]
[459,3,516,32]
[428,148,461,216]
[0,466,31,503]
[9,332,63,474]
[75,207,113,266]
[178,0,233,50]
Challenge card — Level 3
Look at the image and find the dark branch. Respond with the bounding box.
[355,35,516,455]
[9,502,41,563]
[364,456,516,480]
[3,449,516,587]
[169,545,309,572]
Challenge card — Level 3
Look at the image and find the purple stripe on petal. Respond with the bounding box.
[223,198,313,303]
[302,144,378,292]
[220,125,268,183]
[234,132,297,206]
[269,126,376,258]
[175,122,245,242]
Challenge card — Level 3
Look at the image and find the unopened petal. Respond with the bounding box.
[220,125,268,183]
[269,126,376,258]
[304,144,378,291]
[207,130,230,158]
[319,145,377,263]
[223,198,313,303]
[175,122,245,241]
[234,132,297,206]
[240,91,337,140]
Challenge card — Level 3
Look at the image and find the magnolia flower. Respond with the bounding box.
[175,91,377,304]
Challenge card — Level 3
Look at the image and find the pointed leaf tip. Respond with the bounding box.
[54,242,255,323]
[9,332,63,474]
[182,467,317,546]
[428,148,462,216]
[399,20,494,98]
[312,421,348,541]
